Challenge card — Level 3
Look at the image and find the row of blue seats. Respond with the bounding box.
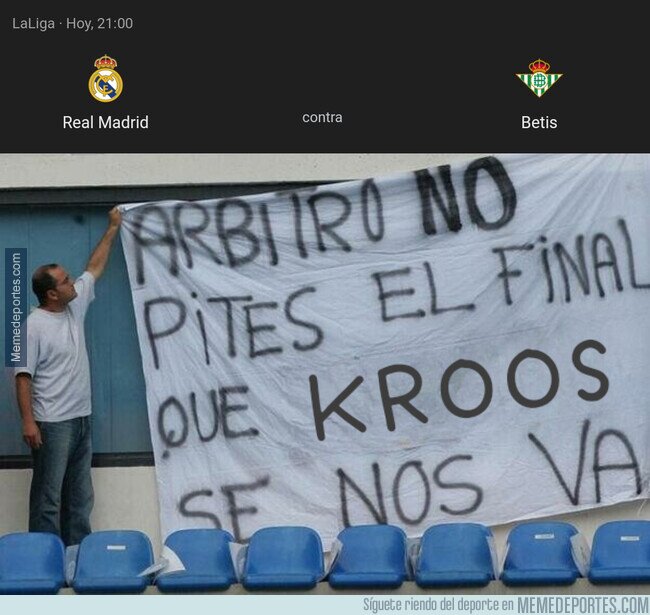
[0,520,647,594]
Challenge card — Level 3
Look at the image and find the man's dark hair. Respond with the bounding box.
[32,264,59,305]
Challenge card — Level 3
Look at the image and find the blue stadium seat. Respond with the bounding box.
[328,524,408,588]
[589,520,650,583]
[501,522,580,585]
[0,532,65,594]
[72,530,154,594]
[414,523,495,588]
[242,526,324,590]
[156,528,237,592]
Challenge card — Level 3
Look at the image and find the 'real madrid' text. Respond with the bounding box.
[62,115,149,130]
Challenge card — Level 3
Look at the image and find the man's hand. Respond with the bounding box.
[23,420,42,449]
[16,373,40,448]
[109,205,122,228]
[86,206,122,279]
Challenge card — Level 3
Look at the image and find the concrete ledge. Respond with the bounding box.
[55,579,650,595]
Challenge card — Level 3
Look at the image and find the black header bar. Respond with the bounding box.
[2,9,643,153]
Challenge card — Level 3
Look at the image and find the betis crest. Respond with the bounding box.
[516,59,562,98]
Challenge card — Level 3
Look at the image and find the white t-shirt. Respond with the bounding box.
[16,271,95,422]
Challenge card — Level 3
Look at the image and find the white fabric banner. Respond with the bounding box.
[119,154,650,544]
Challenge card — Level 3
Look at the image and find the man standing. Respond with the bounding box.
[15,206,122,546]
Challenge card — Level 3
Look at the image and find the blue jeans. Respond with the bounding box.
[29,416,94,546]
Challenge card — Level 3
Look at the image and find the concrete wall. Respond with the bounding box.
[0,153,481,188]
[1,153,647,558]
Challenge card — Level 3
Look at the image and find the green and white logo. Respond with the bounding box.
[517,59,562,98]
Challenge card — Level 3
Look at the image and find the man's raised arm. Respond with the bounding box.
[86,206,122,280]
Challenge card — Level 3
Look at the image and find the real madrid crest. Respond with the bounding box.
[89,54,123,102]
